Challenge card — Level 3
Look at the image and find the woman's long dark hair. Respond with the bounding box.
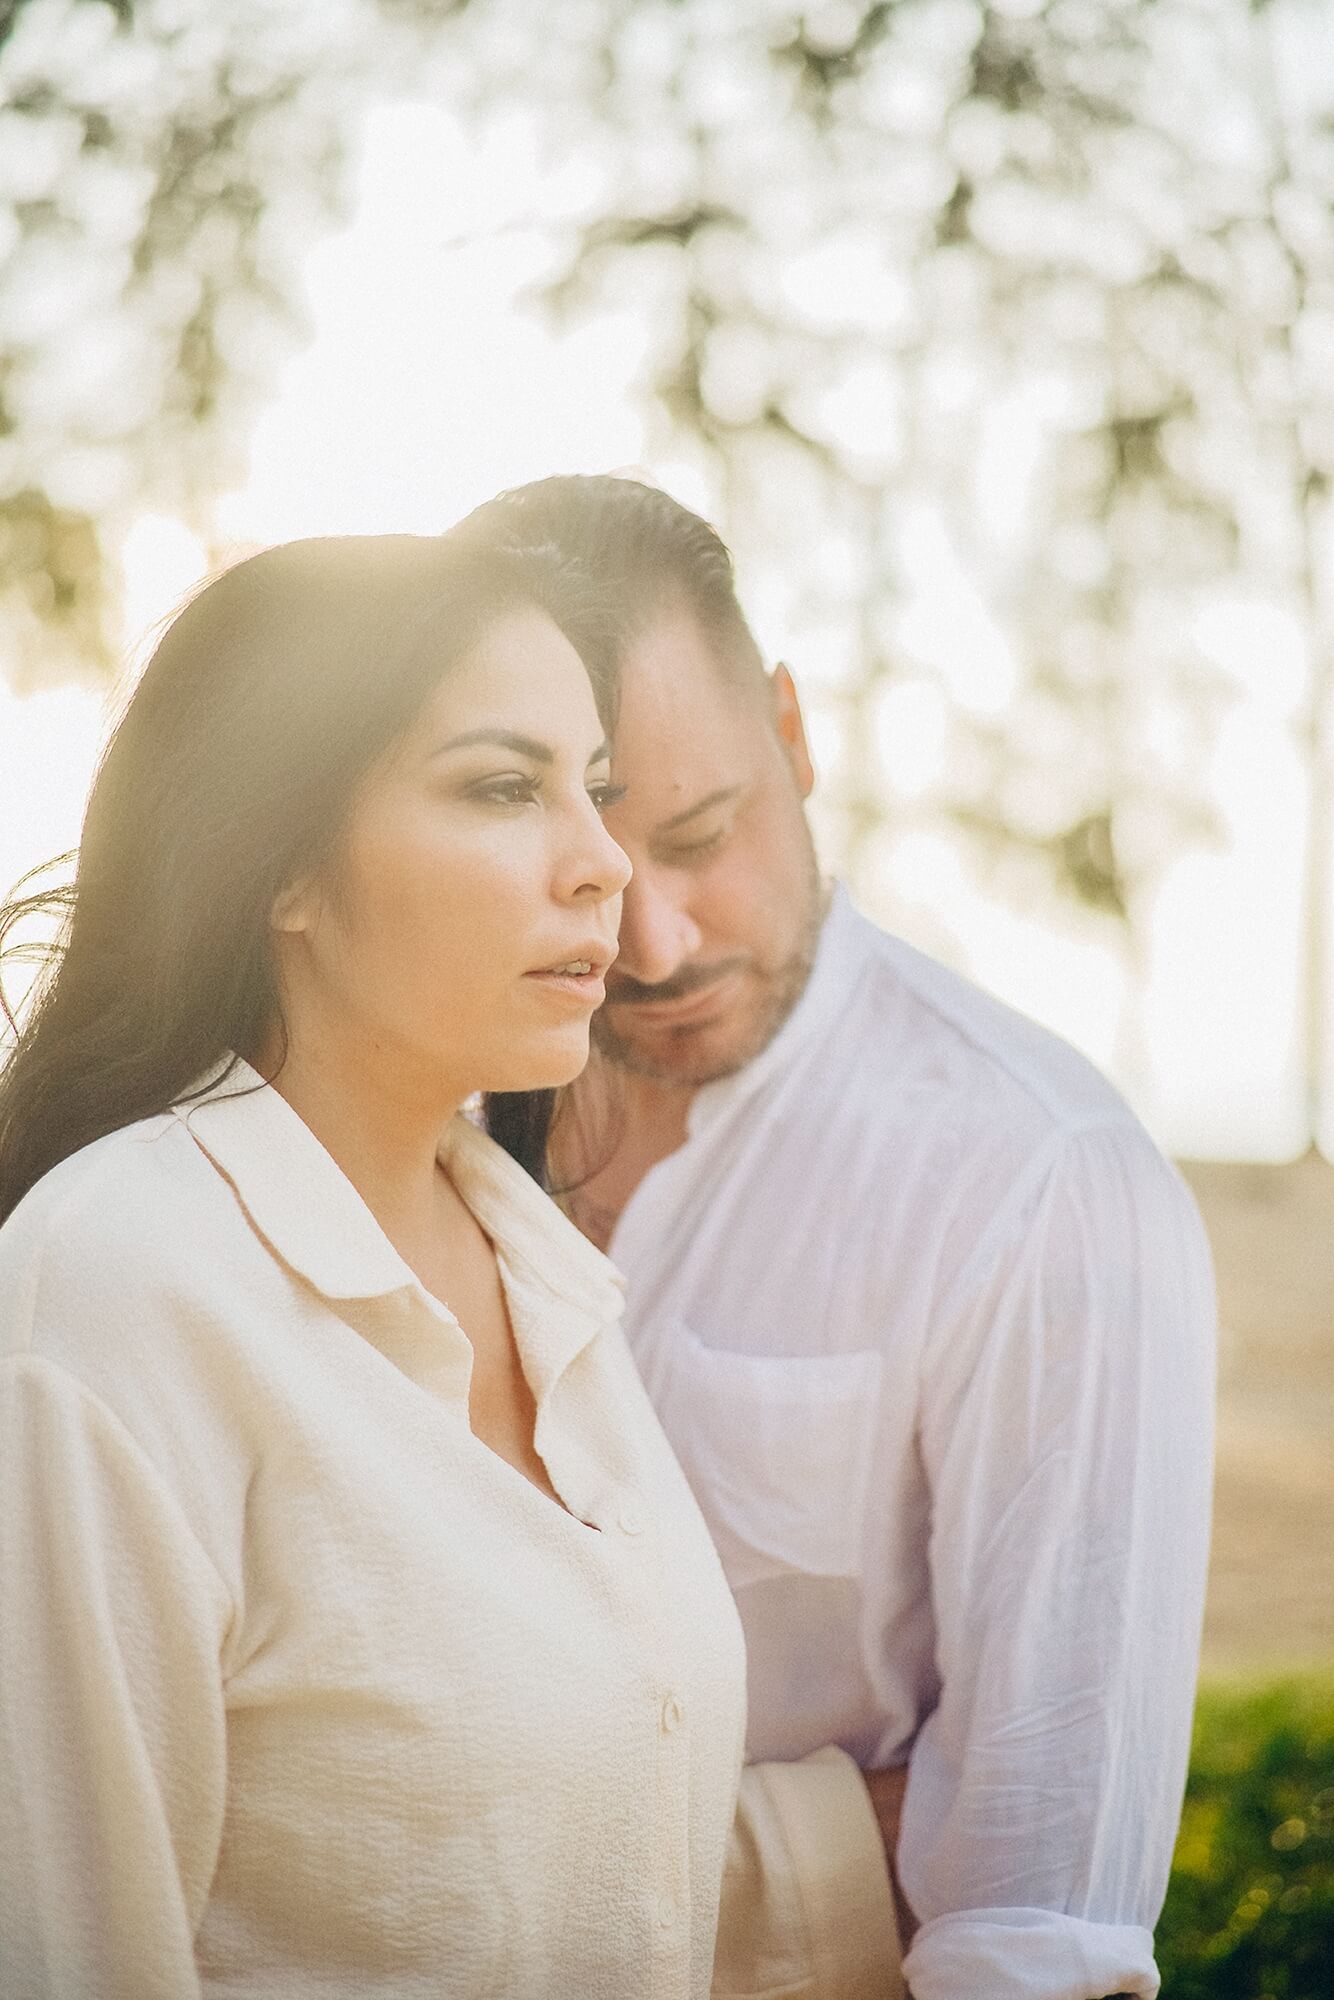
[0,532,614,1224]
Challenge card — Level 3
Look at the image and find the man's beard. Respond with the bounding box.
[591,851,825,1088]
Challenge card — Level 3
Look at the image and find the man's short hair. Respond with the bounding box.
[457,473,768,696]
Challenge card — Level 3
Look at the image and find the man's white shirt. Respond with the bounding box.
[610,883,1216,2000]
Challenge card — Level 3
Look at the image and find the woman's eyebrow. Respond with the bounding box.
[430,730,613,768]
[432,729,553,763]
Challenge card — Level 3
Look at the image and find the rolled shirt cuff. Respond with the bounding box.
[714,1746,903,1999]
[902,1907,1158,2000]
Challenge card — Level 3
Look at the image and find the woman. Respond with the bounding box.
[0,532,746,1997]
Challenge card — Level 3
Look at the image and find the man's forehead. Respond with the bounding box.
[611,616,760,822]
[622,607,731,692]
[611,732,744,826]
[618,610,763,737]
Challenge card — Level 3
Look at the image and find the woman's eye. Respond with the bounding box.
[588,782,628,815]
[470,774,540,807]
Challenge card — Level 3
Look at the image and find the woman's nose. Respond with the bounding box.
[562,801,633,905]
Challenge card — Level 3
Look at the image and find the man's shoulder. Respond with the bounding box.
[835,903,1136,1147]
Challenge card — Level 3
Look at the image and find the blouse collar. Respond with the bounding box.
[172,1059,625,1389]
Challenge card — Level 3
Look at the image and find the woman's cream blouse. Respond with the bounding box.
[0,1062,747,1998]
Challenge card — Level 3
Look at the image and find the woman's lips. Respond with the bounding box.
[523,968,608,1004]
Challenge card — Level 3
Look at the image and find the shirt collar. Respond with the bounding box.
[173,1060,625,1373]
[441,1111,627,1344]
[685,879,870,1140]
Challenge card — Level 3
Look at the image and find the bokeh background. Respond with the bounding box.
[1,0,1331,1986]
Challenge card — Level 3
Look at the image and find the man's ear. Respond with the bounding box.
[770,662,816,800]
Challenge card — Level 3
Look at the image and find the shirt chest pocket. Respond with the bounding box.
[651,1322,885,1592]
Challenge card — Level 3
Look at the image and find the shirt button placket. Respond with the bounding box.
[652,1679,689,1994]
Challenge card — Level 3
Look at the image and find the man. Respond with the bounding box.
[465,475,1216,2000]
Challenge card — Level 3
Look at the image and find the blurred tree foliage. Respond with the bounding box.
[456,0,1334,946]
[0,0,407,680]
[1158,1675,1334,1999]
[2,0,1333,945]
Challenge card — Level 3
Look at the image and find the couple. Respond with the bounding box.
[0,476,1215,2000]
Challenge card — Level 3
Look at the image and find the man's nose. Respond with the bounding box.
[615,868,703,985]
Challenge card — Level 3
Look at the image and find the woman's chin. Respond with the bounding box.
[483,1027,593,1097]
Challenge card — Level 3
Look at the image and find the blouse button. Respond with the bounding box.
[617,1500,645,1537]
[660,1694,683,1734]
[656,1895,676,1929]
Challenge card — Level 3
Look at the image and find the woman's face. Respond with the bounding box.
[274,608,631,1100]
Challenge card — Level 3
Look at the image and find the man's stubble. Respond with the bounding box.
[590,838,826,1090]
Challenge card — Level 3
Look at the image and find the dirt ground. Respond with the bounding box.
[1179,1155,1334,1675]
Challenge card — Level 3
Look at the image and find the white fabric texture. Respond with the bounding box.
[612,885,1217,2000]
[0,1063,747,1999]
[715,1749,903,2000]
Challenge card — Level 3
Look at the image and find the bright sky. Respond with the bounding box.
[0,99,1320,1159]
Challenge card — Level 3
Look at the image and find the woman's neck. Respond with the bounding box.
[259,1020,466,1247]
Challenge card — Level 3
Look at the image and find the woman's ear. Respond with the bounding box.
[770,662,816,800]
[270,874,317,936]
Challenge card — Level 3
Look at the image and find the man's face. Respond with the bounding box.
[593,608,824,1087]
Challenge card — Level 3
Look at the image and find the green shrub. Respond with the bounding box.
[1157,1675,1334,1998]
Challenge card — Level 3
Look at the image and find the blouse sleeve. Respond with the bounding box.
[0,1353,231,2000]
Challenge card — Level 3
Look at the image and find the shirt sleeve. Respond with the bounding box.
[713,1746,904,1999]
[900,1120,1216,2000]
[0,1353,231,2000]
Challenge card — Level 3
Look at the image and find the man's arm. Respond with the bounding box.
[865,1764,917,1951]
[899,1121,1215,2000]
[713,1748,906,2000]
